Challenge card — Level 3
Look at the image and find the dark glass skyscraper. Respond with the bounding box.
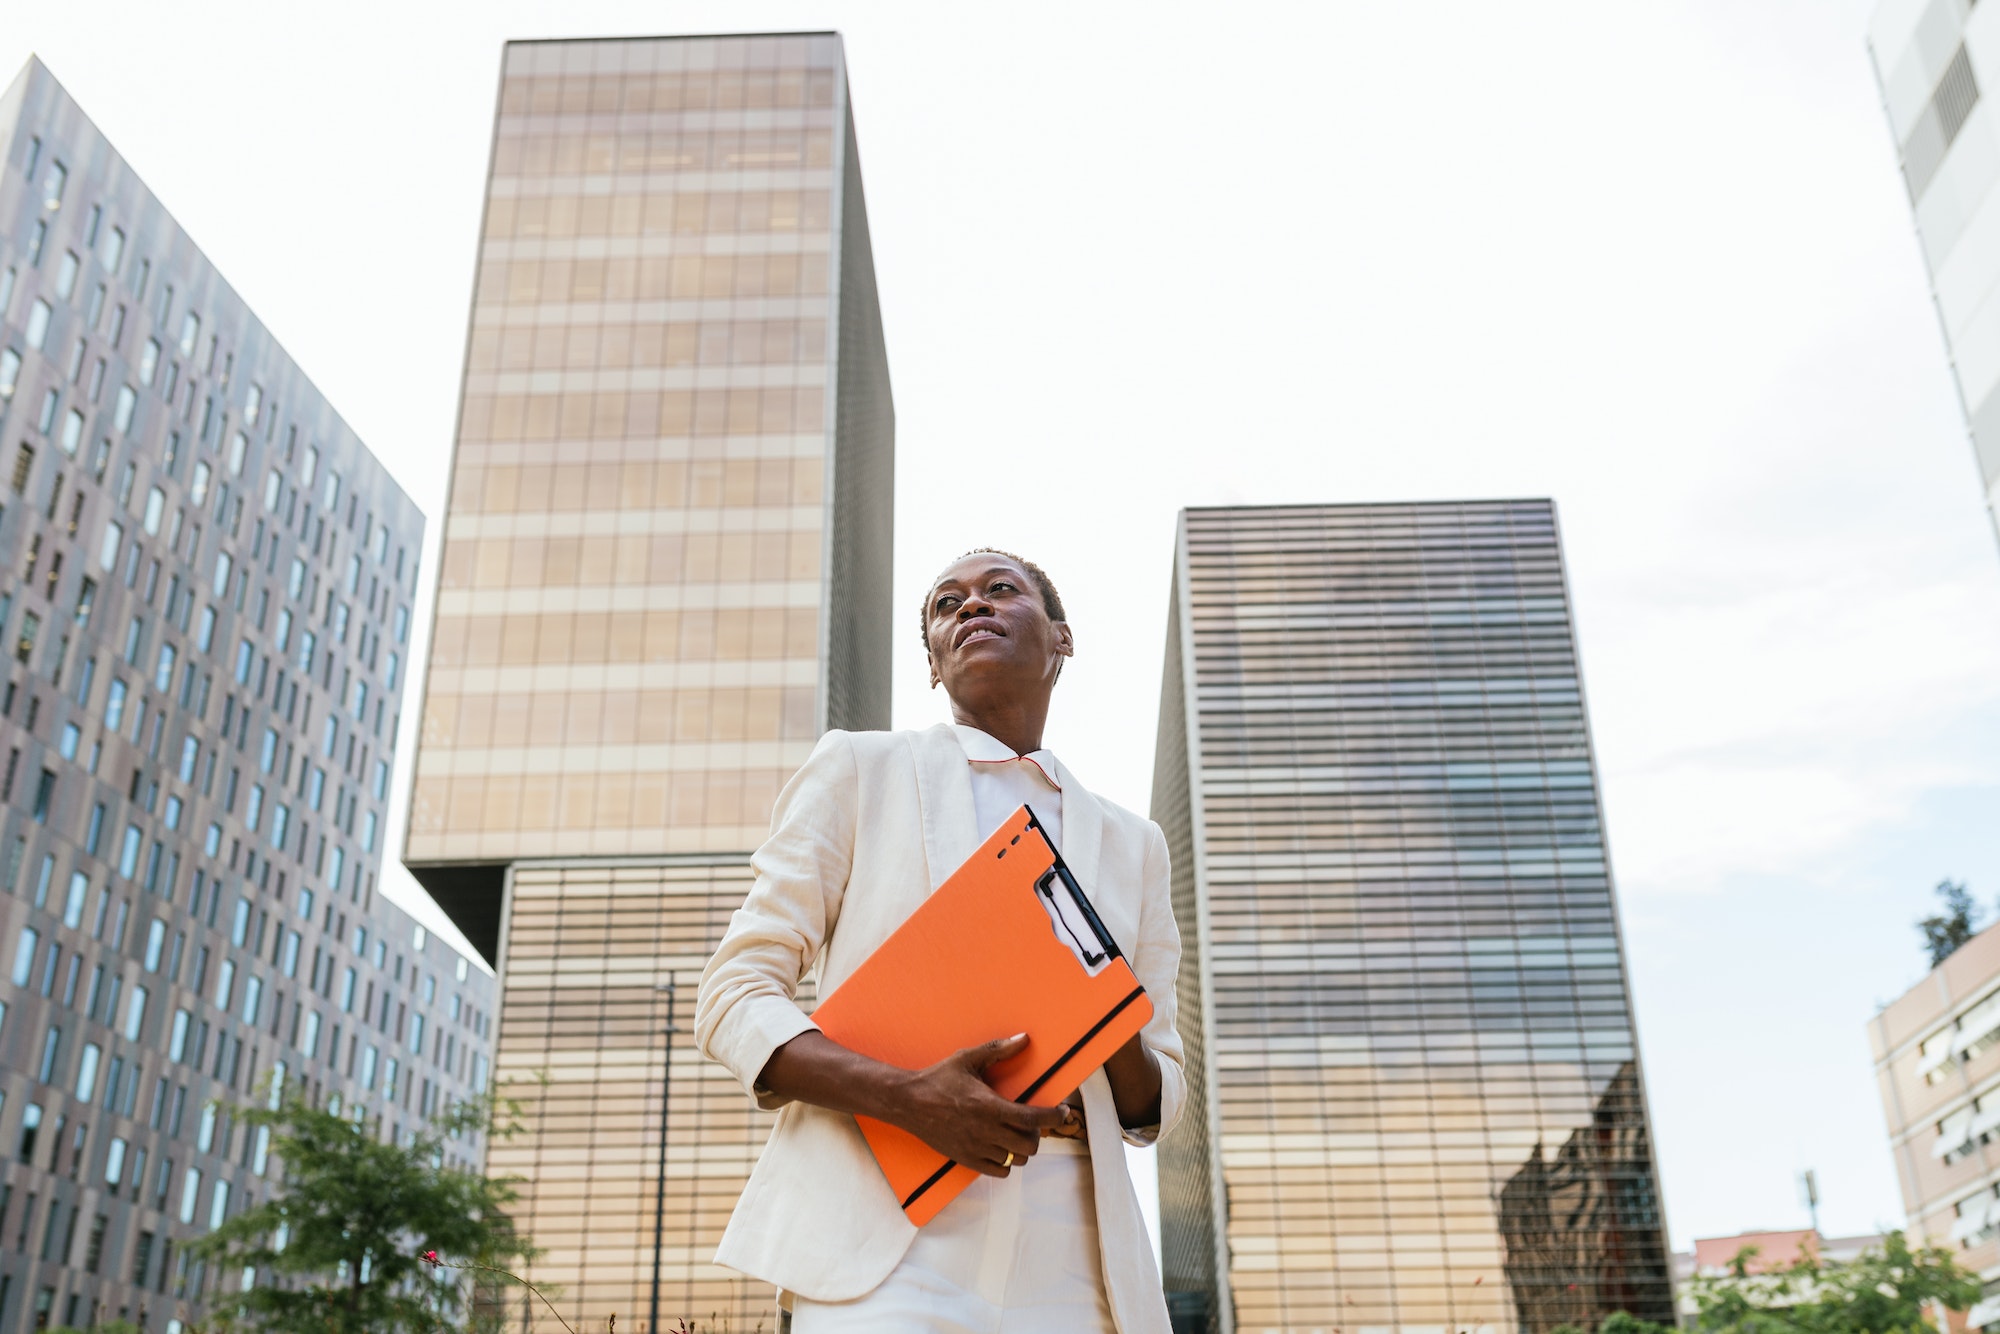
[402,34,892,1333]
[1151,502,1671,1334]
[0,57,492,1334]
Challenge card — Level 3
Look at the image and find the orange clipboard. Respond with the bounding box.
[810,803,1153,1226]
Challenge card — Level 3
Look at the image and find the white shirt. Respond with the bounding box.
[953,724,1064,854]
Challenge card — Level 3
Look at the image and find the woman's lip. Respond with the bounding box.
[958,627,1004,648]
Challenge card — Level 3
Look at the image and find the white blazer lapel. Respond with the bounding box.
[913,723,980,891]
[1050,754,1104,903]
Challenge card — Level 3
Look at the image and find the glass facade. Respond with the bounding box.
[403,33,893,1334]
[407,31,890,873]
[0,58,492,1333]
[1152,502,1671,1334]
[491,860,818,1332]
[1868,0,2000,544]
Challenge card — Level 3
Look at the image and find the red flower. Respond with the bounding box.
[422,1250,440,1267]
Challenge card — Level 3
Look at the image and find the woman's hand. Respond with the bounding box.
[890,1033,1074,1173]
[758,1030,1071,1176]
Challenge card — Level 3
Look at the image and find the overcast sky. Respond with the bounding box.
[10,0,2000,1251]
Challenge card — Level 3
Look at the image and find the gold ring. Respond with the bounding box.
[1003,1151,1015,1168]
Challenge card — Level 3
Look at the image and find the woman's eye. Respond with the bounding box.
[934,596,958,613]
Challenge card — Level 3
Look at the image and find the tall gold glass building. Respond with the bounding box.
[403,33,891,1332]
[1151,502,1672,1334]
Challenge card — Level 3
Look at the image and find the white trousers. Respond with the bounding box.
[790,1140,1115,1334]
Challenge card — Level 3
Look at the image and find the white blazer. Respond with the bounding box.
[695,724,1186,1333]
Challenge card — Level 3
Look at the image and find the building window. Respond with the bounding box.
[25,298,51,349]
[75,1043,101,1101]
[125,986,147,1040]
[11,928,38,987]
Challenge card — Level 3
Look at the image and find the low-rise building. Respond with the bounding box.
[1868,920,2000,1329]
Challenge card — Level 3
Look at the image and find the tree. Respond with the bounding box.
[1549,1313,1677,1334]
[1680,1232,1977,1333]
[1918,879,1981,968]
[185,1090,536,1334]
[1546,1234,1978,1334]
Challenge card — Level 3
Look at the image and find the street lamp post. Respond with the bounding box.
[648,977,679,1334]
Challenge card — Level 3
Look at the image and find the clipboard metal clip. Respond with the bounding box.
[1035,863,1117,977]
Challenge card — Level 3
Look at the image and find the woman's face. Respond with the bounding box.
[925,555,1072,700]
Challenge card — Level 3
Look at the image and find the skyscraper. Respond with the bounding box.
[402,33,892,1332]
[0,57,492,1334]
[1868,0,2000,545]
[1151,502,1672,1334]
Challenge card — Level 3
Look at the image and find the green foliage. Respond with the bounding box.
[1919,879,1981,968]
[48,1324,142,1334]
[1680,1232,1979,1334]
[1548,1314,1678,1334]
[185,1089,535,1334]
[1544,1235,1978,1334]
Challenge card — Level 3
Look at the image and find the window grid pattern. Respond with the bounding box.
[1153,502,1672,1334]
[0,56,492,1329]
[494,860,804,1334]
[410,33,892,1334]
[408,33,861,864]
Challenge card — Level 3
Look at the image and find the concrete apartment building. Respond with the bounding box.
[401,33,892,1333]
[1151,502,1674,1334]
[1869,921,2000,1329]
[0,58,492,1334]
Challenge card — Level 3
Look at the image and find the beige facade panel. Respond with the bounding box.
[401,33,893,1334]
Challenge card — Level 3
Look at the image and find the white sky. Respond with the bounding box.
[9,0,2000,1253]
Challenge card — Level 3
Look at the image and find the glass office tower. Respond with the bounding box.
[1868,0,2000,547]
[1152,502,1672,1334]
[403,33,892,1333]
[0,58,493,1334]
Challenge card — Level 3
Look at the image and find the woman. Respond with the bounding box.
[695,549,1186,1334]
